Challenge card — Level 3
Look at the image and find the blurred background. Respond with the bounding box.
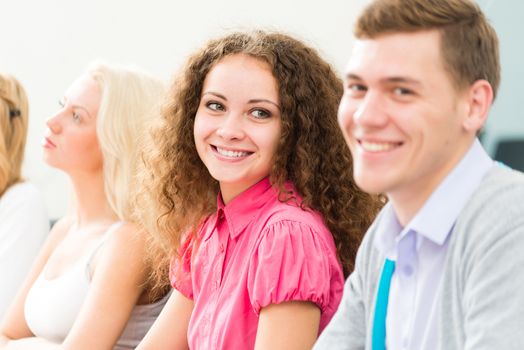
[0,0,521,220]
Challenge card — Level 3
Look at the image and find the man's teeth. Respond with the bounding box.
[360,141,398,152]
[216,147,250,158]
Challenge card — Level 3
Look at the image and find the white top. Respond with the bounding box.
[0,182,49,318]
[24,222,170,349]
[373,139,493,350]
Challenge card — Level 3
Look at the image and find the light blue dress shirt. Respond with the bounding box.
[373,139,494,350]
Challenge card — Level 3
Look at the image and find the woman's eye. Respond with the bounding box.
[207,102,225,111]
[250,109,270,119]
[72,113,82,123]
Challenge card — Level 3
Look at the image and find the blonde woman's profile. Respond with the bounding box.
[0,63,171,350]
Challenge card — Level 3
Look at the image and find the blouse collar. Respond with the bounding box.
[204,177,277,241]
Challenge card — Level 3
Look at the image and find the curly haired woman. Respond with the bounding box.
[137,31,382,350]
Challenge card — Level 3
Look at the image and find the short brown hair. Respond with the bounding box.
[355,0,500,99]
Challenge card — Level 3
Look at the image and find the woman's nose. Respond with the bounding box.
[45,113,62,134]
[216,113,245,140]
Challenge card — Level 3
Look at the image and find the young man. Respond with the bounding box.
[314,0,524,349]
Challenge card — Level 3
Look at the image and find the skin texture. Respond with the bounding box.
[42,75,103,174]
[194,54,282,204]
[0,75,153,350]
[338,30,492,225]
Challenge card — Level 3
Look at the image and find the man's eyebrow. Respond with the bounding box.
[382,76,423,86]
[345,73,363,81]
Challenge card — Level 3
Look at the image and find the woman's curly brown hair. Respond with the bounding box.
[137,30,383,289]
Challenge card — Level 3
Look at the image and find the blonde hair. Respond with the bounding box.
[87,62,165,221]
[0,74,28,196]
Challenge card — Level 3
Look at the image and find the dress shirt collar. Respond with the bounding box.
[204,177,275,241]
[375,139,494,257]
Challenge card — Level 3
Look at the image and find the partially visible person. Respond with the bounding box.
[0,63,170,350]
[136,31,382,350]
[314,0,524,349]
[0,73,49,319]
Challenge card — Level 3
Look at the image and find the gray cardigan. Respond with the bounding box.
[314,166,524,350]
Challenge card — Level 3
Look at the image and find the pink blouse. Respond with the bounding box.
[170,177,344,349]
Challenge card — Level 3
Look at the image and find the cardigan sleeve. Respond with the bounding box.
[460,202,524,349]
[446,167,524,350]
[313,218,380,350]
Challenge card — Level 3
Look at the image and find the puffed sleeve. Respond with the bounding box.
[247,220,339,315]
[169,235,194,300]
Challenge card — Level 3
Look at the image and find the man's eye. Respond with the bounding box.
[349,84,367,92]
[393,87,412,96]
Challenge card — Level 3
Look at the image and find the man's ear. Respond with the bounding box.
[462,79,494,132]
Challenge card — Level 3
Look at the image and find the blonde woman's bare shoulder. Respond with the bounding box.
[103,222,149,261]
[45,216,75,248]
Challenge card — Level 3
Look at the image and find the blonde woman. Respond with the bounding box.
[0,63,170,350]
[0,74,48,319]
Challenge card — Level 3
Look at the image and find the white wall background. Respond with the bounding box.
[477,0,524,154]
[1,0,521,219]
[1,0,370,219]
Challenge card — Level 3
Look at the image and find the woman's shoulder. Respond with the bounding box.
[106,221,146,244]
[0,182,49,234]
[36,216,74,255]
[49,216,74,238]
[4,181,40,194]
[262,196,328,234]
[1,181,45,207]
[87,221,150,284]
[101,222,149,261]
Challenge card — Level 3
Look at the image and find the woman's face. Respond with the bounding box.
[193,54,282,204]
[43,74,103,174]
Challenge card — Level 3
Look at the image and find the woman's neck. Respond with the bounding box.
[68,169,118,228]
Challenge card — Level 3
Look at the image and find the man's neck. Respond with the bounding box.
[389,140,475,226]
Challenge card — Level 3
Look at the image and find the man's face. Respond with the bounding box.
[339,30,475,210]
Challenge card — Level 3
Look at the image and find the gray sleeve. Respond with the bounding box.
[446,169,524,350]
[462,206,524,349]
[313,271,367,350]
[313,228,378,350]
